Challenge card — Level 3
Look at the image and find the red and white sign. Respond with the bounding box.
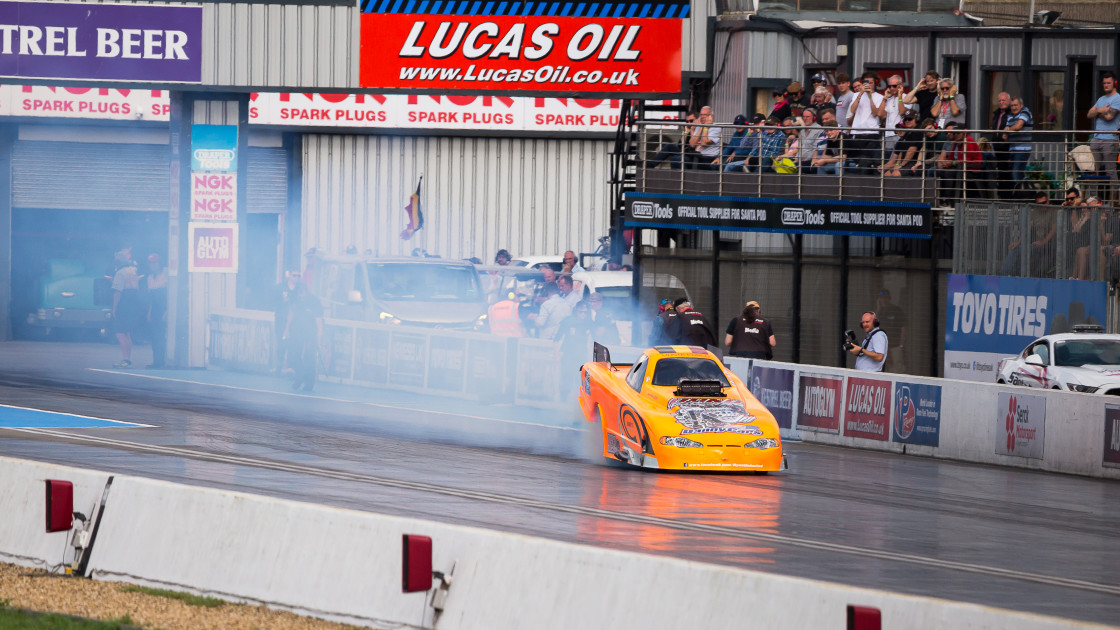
[843,376,891,441]
[797,373,843,434]
[188,222,238,273]
[190,172,237,221]
[996,392,1045,459]
[359,15,681,94]
[249,92,626,133]
[2,85,170,120]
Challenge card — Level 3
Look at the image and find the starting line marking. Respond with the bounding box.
[0,403,152,429]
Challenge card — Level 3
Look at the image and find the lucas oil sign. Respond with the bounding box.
[358,0,686,95]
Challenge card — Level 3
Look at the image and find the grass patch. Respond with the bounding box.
[0,607,143,628]
[119,585,225,608]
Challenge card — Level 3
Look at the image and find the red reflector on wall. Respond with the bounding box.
[847,605,881,630]
[45,480,73,533]
[402,534,432,593]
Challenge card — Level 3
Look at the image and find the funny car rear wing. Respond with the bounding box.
[592,342,633,371]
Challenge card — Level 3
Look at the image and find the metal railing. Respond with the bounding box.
[635,121,1120,213]
[954,202,1120,282]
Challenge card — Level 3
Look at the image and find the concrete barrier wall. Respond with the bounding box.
[0,457,1108,630]
[203,312,1120,478]
[723,358,1120,480]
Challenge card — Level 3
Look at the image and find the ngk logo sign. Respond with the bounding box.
[360,14,682,94]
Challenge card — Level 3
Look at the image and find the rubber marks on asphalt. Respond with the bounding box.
[0,404,151,429]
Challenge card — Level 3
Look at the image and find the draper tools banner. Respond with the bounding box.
[359,0,686,94]
[625,192,932,238]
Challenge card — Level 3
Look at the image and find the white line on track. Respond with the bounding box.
[86,368,579,432]
[9,426,1120,598]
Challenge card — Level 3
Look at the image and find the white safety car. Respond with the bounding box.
[996,326,1120,394]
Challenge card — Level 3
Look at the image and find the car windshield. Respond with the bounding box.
[367,263,481,302]
[1053,339,1120,366]
[650,357,731,387]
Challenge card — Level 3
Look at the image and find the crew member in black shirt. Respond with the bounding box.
[668,298,717,348]
[724,301,776,359]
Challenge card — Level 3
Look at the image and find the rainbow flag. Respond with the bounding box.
[400,177,424,240]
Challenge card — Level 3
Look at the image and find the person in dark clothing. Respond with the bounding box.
[648,298,677,346]
[724,301,776,359]
[284,282,323,392]
[555,299,595,396]
[143,254,168,369]
[668,299,717,348]
[274,270,301,373]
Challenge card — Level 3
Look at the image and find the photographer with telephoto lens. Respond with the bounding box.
[845,311,888,371]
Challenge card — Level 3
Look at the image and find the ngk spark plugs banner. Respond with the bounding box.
[249,93,625,133]
[944,274,1107,382]
[797,373,843,434]
[625,192,932,239]
[190,125,238,222]
[843,376,891,441]
[358,0,686,95]
[0,86,652,135]
[996,392,1045,459]
[0,2,201,82]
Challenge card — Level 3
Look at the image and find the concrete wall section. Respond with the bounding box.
[731,359,1120,480]
[0,457,1106,630]
[0,457,112,571]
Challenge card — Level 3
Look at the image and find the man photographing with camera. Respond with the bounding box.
[845,311,888,371]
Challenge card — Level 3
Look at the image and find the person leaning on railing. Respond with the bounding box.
[1006,96,1034,185]
[1088,71,1120,202]
[878,110,921,177]
[999,191,1055,277]
[721,113,765,171]
[934,122,982,205]
[809,121,846,175]
[645,111,696,168]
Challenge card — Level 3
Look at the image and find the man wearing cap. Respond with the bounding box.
[879,111,922,176]
[715,114,750,167]
[721,113,765,171]
[648,298,679,346]
[810,73,829,95]
[725,301,776,359]
[667,299,716,348]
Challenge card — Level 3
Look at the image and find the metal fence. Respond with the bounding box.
[637,121,1119,210]
[954,202,1120,282]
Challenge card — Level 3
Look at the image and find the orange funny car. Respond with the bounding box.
[579,344,786,471]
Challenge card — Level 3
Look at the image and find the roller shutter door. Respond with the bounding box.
[12,141,288,213]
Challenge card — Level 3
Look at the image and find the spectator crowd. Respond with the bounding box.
[645,69,1120,208]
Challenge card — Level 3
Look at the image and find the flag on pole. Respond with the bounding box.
[400,177,424,240]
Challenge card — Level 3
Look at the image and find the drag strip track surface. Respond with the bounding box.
[0,363,1118,625]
